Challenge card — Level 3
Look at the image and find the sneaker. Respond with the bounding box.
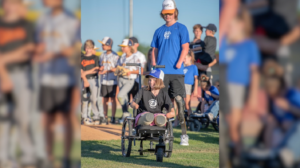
[119,118,124,124]
[100,118,107,125]
[110,117,115,124]
[84,118,94,125]
[94,120,100,125]
[106,118,109,125]
[207,113,214,122]
[180,135,189,146]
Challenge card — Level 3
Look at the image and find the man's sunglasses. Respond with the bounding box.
[163,13,174,16]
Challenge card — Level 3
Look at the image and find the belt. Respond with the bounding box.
[87,76,98,79]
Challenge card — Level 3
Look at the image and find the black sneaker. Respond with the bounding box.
[110,117,115,124]
[106,118,109,125]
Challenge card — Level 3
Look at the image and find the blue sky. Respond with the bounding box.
[81,0,220,52]
[29,0,80,11]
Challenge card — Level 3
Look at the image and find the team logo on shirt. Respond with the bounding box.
[149,99,157,109]
[81,60,95,67]
[225,49,236,62]
[183,68,188,74]
[164,31,171,39]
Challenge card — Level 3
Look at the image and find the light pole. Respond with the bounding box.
[129,0,133,37]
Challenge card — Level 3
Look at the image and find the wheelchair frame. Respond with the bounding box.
[121,63,174,162]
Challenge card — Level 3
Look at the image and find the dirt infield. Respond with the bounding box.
[81,124,123,141]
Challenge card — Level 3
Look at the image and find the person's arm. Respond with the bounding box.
[130,89,143,109]
[81,69,90,87]
[201,98,206,113]
[1,43,34,65]
[248,65,260,111]
[152,47,158,66]
[193,76,198,96]
[275,98,300,118]
[164,91,175,118]
[281,25,300,46]
[127,68,144,76]
[208,58,217,67]
[219,0,240,44]
[84,67,100,76]
[176,43,189,69]
[0,63,12,92]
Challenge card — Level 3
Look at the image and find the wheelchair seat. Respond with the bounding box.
[136,125,167,135]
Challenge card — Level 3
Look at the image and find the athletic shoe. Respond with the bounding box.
[207,113,214,122]
[94,119,101,125]
[84,118,94,125]
[110,117,115,124]
[100,118,107,125]
[180,135,189,146]
[106,118,109,125]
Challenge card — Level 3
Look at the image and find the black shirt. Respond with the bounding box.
[203,36,217,63]
[133,87,173,114]
[0,18,34,71]
[189,39,206,60]
[81,55,99,78]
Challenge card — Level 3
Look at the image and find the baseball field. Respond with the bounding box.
[81,109,219,168]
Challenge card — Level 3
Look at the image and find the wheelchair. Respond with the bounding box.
[184,101,219,132]
[121,63,174,162]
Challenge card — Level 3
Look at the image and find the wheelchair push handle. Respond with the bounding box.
[153,65,165,69]
[125,63,141,67]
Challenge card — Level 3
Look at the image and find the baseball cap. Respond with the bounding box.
[204,23,217,33]
[98,37,113,46]
[119,39,134,47]
[94,46,99,50]
[146,69,164,80]
[129,37,139,44]
[162,0,176,14]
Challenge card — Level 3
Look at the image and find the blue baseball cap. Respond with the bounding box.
[146,69,164,80]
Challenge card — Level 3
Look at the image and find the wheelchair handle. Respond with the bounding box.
[125,63,141,67]
[168,118,175,122]
[153,65,165,69]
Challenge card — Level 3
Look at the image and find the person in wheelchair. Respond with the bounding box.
[129,69,175,128]
[197,74,219,121]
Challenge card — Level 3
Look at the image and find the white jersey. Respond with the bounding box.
[99,51,119,85]
[117,53,143,80]
[121,51,146,82]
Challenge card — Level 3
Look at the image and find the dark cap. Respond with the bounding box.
[129,37,139,44]
[204,23,217,32]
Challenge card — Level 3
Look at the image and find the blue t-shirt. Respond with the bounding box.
[151,22,190,74]
[184,65,198,85]
[271,88,300,123]
[203,86,219,102]
[219,37,261,86]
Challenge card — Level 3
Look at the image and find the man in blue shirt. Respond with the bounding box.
[151,0,190,146]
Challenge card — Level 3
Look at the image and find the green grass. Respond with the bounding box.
[81,126,219,168]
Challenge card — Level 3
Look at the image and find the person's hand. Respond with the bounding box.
[99,66,104,71]
[152,61,156,66]
[83,80,90,88]
[275,98,290,111]
[98,70,107,75]
[1,77,13,93]
[127,71,132,76]
[205,91,211,96]
[33,53,54,63]
[176,62,182,69]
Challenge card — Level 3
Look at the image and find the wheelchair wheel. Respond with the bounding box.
[164,121,173,158]
[212,122,219,132]
[121,118,132,157]
[202,118,210,129]
[156,148,164,162]
[190,119,202,132]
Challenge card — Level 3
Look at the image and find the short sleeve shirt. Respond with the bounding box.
[99,51,119,85]
[117,53,142,79]
[133,88,173,114]
[151,22,190,75]
[36,10,80,87]
[183,65,198,85]
[81,55,99,78]
[219,37,261,86]
[0,19,34,71]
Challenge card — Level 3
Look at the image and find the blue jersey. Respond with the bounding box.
[184,65,198,85]
[219,37,261,86]
[203,86,219,102]
[151,22,190,74]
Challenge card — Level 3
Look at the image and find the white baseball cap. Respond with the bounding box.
[98,37,113,46]
[162,0,176,14]
[118,39,134,47]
